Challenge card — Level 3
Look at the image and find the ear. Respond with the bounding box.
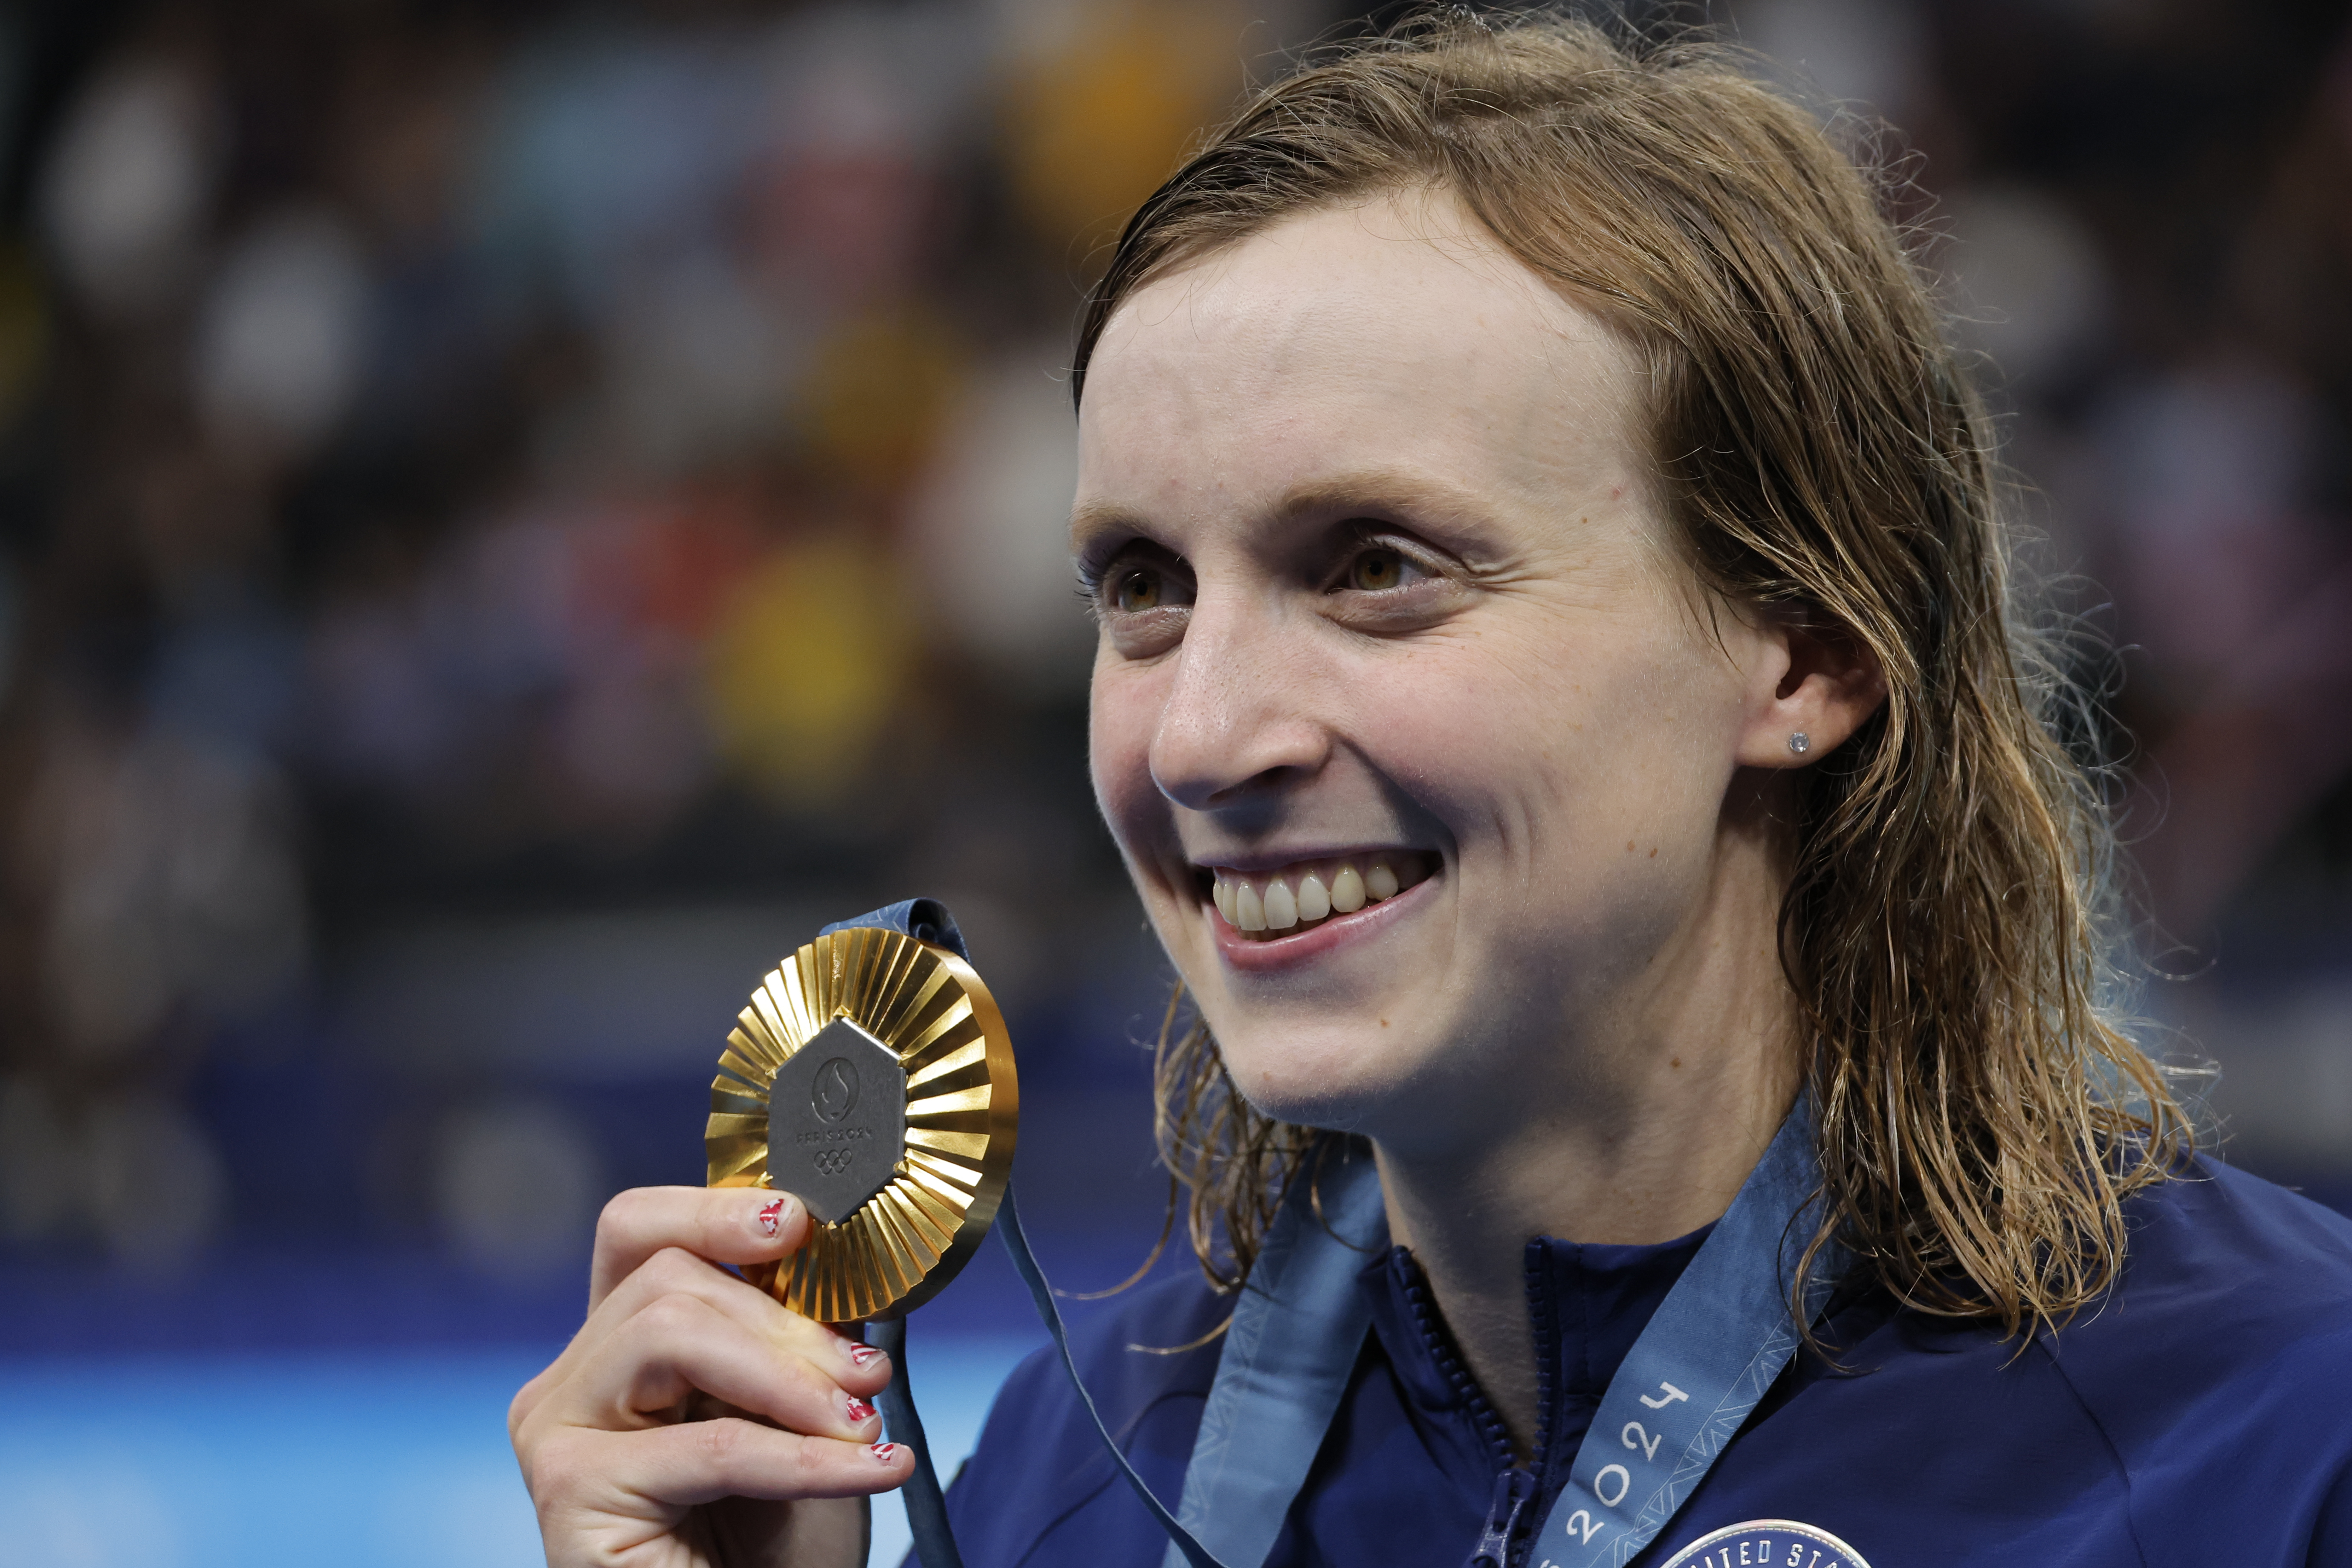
[1733,607,1887,769]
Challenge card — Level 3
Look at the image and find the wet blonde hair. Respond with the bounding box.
[1075,9,2188,1338]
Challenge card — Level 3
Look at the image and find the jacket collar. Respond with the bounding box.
[1359,1224,1714,1493]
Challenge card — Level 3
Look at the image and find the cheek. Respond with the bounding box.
[1391,624,1740,882]
[1087,660,1166,865]
[1346,632,1603,828]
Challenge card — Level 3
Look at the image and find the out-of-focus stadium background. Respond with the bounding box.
[0,0,2347,1562]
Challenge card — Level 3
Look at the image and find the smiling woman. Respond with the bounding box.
[510,13,2352,1568]
[1074,190,1862,1347]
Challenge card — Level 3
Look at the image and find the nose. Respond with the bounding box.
[1148,592,1332,813]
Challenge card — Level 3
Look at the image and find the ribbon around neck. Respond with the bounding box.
[1155,1106,1839,1568]
[819,901,1841,1568]
[1535,1107,1842,1567]
[1156,1149,1388,1568]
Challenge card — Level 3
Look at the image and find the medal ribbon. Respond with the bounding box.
[820,902,1840,1568]
[1150,1149,1387,1568]
[822,901,1252,1568]
[1532,1108,1840,1568]
[1151,1108,1834,1568]
[820,901,977,1568]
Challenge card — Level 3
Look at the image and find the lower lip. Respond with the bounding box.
[1208,875,1435,973]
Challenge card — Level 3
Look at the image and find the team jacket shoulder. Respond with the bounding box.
[2036,1158,2352,1548]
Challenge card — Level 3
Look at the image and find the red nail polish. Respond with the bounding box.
[850,1343,884,1367]
[870,1441,900,1461]
[846,1397,876,1423]
[758,1199,785,1238]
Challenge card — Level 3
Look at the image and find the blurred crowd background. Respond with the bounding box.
[0,0,2349,1360]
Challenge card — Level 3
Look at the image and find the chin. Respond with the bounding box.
[1208,1020,1419,1134]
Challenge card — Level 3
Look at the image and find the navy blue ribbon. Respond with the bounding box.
[819,901,974,1568]
[818,900,1841,1568]
[1156,1150,1386,1568]
[822,899,1233,1568]
[996,1187,1230,1568]
[1534,1109,1839,1566]
[1146,1109,1837,1568]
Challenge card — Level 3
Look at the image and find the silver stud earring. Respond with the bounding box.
[1788,732,1811,755]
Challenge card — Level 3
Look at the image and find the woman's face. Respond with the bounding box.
[1076,191,1803,1153]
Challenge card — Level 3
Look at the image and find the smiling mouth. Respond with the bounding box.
[1201,853,1436,941]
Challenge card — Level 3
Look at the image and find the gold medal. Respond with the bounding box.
[706,924,1018,1322]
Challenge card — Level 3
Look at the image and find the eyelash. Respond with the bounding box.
[1332,534,1440,593]
[1077,531,1446,615]
[1076,551,1150,606]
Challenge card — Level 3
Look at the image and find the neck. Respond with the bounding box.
[1373,814,1801,1457]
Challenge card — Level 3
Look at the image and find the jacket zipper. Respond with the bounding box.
[1516,1238,1565,1568]
[1391,1250,1558,1568]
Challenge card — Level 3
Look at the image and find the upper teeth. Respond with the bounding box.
[1210,858,1418,935]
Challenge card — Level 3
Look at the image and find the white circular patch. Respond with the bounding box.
[1658,1519,1873,1568]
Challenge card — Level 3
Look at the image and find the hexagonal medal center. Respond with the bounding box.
[768,1017,907,1224]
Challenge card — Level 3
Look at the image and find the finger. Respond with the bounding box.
[638,1421,914,1504]
[521,1247,895,1432]
[515,1245,895,1438]
[532,1421,913,1522]
[568,1290,882,1442]
[589,1186,810,1311]
[603,1251,897,1397]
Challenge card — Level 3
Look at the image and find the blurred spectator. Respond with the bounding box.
[0,0,2348,1296]
[39,49,220,326]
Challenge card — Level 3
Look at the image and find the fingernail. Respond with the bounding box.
[757,1198,787,1239]
[849,1343,885,1368]
[845,1397,876,1423]
[870,1441,901,1461]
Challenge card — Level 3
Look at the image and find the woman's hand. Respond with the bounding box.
[511,1185,914,1567]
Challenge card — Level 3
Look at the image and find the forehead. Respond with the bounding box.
[1074,189,1646,536]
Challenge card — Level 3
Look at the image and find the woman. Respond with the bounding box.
[509,15,2352,1567]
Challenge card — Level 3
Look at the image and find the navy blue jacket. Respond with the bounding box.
[941,1158,2352,1567]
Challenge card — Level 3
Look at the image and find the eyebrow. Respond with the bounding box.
[1069,469,1498,551]
[1068,497,1144,550]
